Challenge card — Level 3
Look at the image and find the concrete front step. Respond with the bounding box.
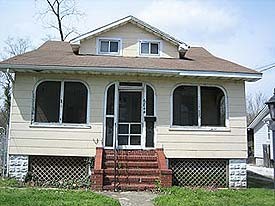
[103,183,156,191]
[104,175,159,184]
[104,155,157,161]
[104,161,158,169]
[104,168,160,176]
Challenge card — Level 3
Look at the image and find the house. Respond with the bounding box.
[248,106,274,167]
[0,16,261,190]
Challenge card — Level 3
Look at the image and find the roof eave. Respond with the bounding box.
[0,64,262,82]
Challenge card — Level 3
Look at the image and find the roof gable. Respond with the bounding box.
[70,16,188,49]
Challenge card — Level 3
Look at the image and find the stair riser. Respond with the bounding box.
[104,150,156,156]
[104,155,157,161]
[104,169,159,176]
[103,184,156,191]
[104,162,158,169]
[104,177,159,184]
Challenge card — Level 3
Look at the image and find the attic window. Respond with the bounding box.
[140,41,160,55]
[98,38,121,55]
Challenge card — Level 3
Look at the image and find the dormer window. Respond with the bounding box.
[97,38,121,55]
[140,41,160,56]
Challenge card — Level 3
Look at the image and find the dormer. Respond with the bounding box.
[70,16,189,59]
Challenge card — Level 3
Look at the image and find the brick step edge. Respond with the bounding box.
[104,150,156,156]
[104,155,157,161]
[103,184,156,191]
[104,168,160,175]
[104,175,159,183]
[104,161,158,168]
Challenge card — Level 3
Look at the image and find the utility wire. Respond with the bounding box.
[259,65,275,72]
[256,62,275,70]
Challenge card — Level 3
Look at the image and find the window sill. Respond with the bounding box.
[30,123,91,129]
[169,126,231,132]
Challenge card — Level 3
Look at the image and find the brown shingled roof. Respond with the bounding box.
[0,41,259,75]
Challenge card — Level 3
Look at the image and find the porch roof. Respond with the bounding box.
[0,41,261,82]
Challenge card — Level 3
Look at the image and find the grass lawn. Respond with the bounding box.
[0,179,120,206]
[154,187,274,206]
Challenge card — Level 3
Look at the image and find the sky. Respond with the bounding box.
[0,0,275,99]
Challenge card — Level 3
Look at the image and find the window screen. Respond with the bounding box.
[141,42,149,54]
[173,86,198,126]
[62,82,88,124]
[100,40,119,53]
[100,41,109,52]
[201,87,225,126]
[151,43,159,54]
[106,84,115,115]
[146,85,154,116]
[34,81,88,124]
[141,42,159,55]
[35,81,61,123]
[110,41,118,52]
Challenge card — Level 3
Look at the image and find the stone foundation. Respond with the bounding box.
[229,159,247,188]
[8,155,28,181]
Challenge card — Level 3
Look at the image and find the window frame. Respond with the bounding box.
[170,84,229,131]
[31,79,90,128]
[139,40,161,56]
[96,37,122,55]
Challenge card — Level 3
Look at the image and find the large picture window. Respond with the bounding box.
[172,85,226,127]
[34,81,88,124]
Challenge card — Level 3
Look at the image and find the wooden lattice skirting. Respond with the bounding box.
[169,159,228,188]
[29,156,93,183]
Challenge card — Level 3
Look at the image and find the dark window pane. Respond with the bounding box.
[119,124,128,134]
[110,41,118,52]
[100,41,109,52]
[62,82,88,124]
[119,82,142,87]
[145,121,154,147]
[118,135,128,145]
[105,117,114,147]
[150,43,159,54]
[35,81,61,123]
[173,86,198,126]
[119,92,141,122]
[131,124,141,134]
[141,42,149,54]
[130,136,141,145]
[201,87,225,126]
[106,84,115,115]
[146,85,154,115]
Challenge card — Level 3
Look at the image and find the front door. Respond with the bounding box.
[117,91,142,149]
[104,82,156,149]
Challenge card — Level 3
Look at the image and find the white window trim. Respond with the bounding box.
[31,79,90,128]
[139,39,162,57]
[96,37,122,56]
[170,83,229,131]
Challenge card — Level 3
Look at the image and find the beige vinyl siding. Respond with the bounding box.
[10,72,247,159]
[79,23,179,58]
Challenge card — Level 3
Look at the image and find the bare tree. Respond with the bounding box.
[0,37,32,127]
[246,91,267,124]
[36,0,83,41]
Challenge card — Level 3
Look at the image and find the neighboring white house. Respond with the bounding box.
[248,106,274,167]
[0,16,262,190]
